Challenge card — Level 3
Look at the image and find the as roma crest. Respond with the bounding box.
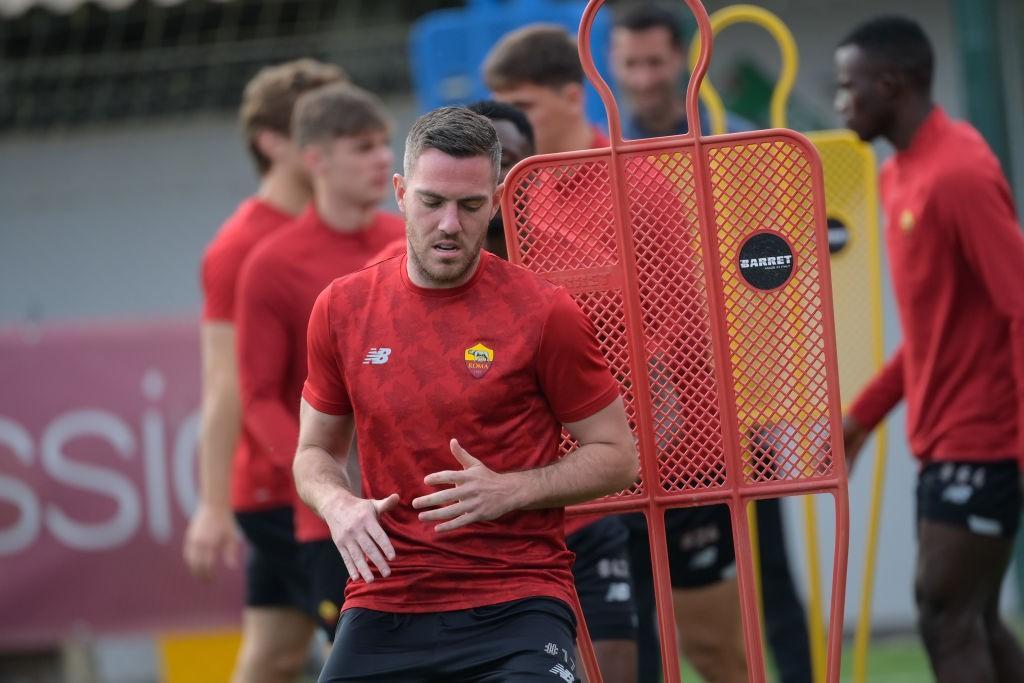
[464,343,494,379]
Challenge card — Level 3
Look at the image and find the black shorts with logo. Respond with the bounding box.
[320,597,579,682]
[300,539,350,641]
[625,504,736,589]
[567,515,638,641]
[235,506,309,613]
[916,459,1022,539]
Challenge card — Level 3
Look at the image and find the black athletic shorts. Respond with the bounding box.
[235,506,309,612]
[567,516,638,641]
[320,597,579,682]
[916,459,1022,539]
[300,539,350,641]
[625,504,736,589]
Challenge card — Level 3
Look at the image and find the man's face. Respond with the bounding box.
[486,118,535,259]
[491,82,579,154]
[307,128,394,207]
[834,45,892,142]
[395,148,500,287]
[611,26,685,121]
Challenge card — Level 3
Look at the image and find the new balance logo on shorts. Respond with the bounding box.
[549,664,575,682]
[363,347,392,365]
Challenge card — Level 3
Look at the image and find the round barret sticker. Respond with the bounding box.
[738,232,795,291]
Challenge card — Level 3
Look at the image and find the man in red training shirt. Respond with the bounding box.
[836,16,1024,683]
[295,106,637,681]
[484,27,643,683]
[486,24,752,683]
[183,59,346,682]
[236,82,404,644]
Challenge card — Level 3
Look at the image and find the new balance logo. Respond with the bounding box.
[549,663,575,682]
[363,347,392,365]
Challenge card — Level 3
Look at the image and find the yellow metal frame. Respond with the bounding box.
[689,6,887,683]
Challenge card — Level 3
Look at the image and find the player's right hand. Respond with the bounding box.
[324,492,399,584]
[842,413,869,473]
[183,503,241,581]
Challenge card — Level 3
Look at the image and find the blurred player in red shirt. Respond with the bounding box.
[486,23,754,683]
[235,82,404,652]
[485,25,642,683]
[610,6,812,683]
[295,106,636,682]
[182,58,345,683]
[837,16,1024,683]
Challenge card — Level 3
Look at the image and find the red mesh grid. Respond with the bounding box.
[501,2,850,681]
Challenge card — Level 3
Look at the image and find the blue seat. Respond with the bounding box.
[410,0,615,128]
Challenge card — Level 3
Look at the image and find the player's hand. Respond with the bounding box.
[183,503,241,581]
[842,413,869,473]
[323,492,399,584]
[413,438,519,533]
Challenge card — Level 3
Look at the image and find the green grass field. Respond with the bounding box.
[677,626,1024,682]
[676,634,934,682]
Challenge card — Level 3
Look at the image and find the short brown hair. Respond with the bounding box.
[239,59,347,174]
[482,24,583,92]
[403,107,500,181]
[292,82,390,148]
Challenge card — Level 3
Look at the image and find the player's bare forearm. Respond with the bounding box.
[515,439,637,510]
[197,323,241,508]
[185,322,242,579]
[295,399,399,582]
[293,443,358,516]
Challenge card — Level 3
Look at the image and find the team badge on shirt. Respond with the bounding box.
[464,343,494,378]
[899,209,915,233]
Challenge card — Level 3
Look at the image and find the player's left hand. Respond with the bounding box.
[412,438,519,533]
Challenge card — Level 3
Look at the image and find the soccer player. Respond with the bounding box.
[235,82,404,650]
[611,6,814,683]
[295,105,637,682]
[485,21,756,683]
[484,27,642,683]
[836,16,1024,683]
[182,58,346,683]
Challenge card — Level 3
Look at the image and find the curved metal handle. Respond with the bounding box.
[686,4,799,133]
[578,0,714,143]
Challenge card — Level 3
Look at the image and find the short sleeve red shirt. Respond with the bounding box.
[200,198,293,322]
[199,197,294,512]
[303,252,620,613]
[233,206,404,520]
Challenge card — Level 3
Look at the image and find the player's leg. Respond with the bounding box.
[982,554,1024,682]
[915,520,1001,682]
[233,608,317,683]
[668,505,747,683]
[672,580,747,683]
[233,508,317,683]
[567,517,638,683]
[300,539,349,650]
[755,497,813,683]
[914,460,1022,683]
[624,513,662,683]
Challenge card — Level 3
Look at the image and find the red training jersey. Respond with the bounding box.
[302,251,620,613]
[235,205,404,534]
[201,197,293,322]
[200,197,295,512]
[849,107,1024,464]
